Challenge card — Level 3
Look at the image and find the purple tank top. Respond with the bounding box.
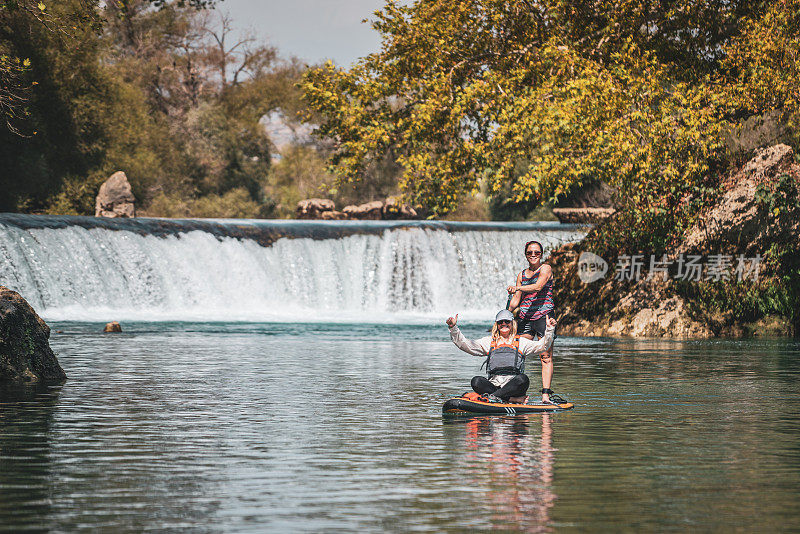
[518,266,555,320]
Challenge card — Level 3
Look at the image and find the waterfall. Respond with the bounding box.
[0,215,585,322]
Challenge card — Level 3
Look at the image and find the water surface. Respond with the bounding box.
[2,322,799,532]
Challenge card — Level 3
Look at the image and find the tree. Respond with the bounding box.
[301,0,784,228]
[0,0,291,215]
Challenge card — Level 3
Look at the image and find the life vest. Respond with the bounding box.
[483,336,524,377]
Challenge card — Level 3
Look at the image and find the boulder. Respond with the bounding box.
[0,286,66,384]
[558,181,617,208]
[320,210,347,220]
[296,198,336,219]
[104,321,122,333]
[382,197,419,220]
[550,244,715,338]
[552,207,615,224]
[681,144,798,255]
[343,200,384,220]
[95,171,136,218]
[551,144,800,338]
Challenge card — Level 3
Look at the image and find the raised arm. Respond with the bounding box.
[514,264,552,293]
[446,314,491,356]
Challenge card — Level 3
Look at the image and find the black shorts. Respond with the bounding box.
[517,311,555,340]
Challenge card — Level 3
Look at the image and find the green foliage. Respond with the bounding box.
[302,0,756,219]
[674,242,800,328]
[46,173,105,215]
[264,145,333,218]
[180,102,271,199]
[446,195,491,221]
[0,0,107,211]
[754,173,800,217]
[144,187,261,218]
[303,0,799,237]
[722,1,800,150]
[678,279,794,324]
[1,0,320,216]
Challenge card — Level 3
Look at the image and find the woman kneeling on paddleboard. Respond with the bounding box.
[446,310,557,404]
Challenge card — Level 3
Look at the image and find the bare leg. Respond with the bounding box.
[540,348,553,402]
[523,333,554,402]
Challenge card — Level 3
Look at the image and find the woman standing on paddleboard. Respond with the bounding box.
[507,240,556,404]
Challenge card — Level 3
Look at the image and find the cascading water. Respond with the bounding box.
[0,215,585,322]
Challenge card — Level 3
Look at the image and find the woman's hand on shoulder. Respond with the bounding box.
[446,314,458,328]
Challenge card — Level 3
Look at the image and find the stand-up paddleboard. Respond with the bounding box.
[442,392,573,415]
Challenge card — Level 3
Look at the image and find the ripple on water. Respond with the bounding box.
[1,326,799,531]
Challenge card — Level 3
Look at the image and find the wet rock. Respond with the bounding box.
[343,200,384,220]
[104,321,122,333]
[296,198,335,219]
[96,171,136,218]
[0,286,66,384]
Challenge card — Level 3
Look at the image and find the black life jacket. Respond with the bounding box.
[483,336,524,377]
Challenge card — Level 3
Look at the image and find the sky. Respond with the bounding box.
[221,0,386,67]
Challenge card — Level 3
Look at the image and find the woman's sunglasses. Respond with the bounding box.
[496,320,512,325]
[525,250,542,256]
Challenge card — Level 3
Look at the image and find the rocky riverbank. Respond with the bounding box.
[551,145,799,338]
[0,287,66,384]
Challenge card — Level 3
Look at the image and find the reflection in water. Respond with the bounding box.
[0,384,61,531]
[445,415,556,532]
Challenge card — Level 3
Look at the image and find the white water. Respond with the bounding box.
[0,222,583,322]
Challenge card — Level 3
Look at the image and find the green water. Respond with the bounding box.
[1,322,799,532]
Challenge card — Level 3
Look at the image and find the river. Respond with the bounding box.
[2,323,799,531]
[1,217,799,531]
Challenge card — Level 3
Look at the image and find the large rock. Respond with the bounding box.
[552,207,615,224]
[552,144,800,338]
[382,197,419,220]
[558,180,617,208]
[0,287,66,384]
[551,243,716,338]
[296,198,336,219]
[343,200,384,220]
[95,171,136,218]
[320,210,347,220]
[681,144,798,255]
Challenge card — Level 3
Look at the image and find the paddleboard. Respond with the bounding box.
[442,392,573,415]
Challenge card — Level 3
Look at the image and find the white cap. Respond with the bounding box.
[495,309,514,322]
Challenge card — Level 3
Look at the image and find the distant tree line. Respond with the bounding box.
[3,0,798,225]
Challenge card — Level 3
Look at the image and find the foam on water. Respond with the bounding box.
[0,218,584,322]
